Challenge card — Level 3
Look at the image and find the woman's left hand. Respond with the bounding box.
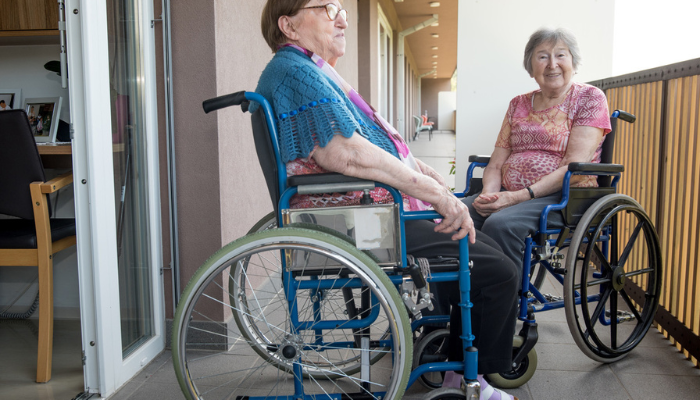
[472,190,528,217]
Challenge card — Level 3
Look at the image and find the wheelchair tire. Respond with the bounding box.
[412,328,450,389]
[423,387,466,400]
[563,194,662,363]
[173,227,412,400]
[485,335,537,389]
[247,211,278,233]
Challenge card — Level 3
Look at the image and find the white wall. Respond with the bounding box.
[437,91,456,131]
[0,45,71,122]
[455,0,614,191]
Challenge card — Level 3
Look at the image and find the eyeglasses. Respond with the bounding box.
[301,3,347,22]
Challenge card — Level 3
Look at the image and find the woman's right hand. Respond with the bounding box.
[472,192,500,217]
[433,190,476,243]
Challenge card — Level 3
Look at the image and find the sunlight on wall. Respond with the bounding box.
[613,0,700,75]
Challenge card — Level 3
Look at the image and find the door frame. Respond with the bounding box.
[67,0,165,396]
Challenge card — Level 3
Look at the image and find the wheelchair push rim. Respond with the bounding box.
[172,227,413,400]
[564,194,662,362]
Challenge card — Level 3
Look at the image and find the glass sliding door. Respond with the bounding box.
[68,0,164,395]
[106,0,154,357]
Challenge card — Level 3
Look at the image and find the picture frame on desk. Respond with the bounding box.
[23,97,62,143]
[0,89,22,111]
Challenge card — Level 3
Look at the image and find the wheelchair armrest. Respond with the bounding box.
[568,162,624,174]
[468,155,491,164]
[288,173,375,195]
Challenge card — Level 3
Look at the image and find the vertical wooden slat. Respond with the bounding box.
[676,77,691,323]
[682,77,697,333]
[684,76,700,359]
[661,79,676,327]
[669,79,683,347]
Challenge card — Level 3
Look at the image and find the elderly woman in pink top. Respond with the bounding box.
[464,27,612,269]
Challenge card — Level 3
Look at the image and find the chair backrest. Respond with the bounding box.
[413,115,421,130]
[0,110,47,220]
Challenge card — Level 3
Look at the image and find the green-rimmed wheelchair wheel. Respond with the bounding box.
[172,227,413,400]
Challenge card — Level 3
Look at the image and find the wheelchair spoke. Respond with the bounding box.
[619,289,643,322]
[592,244,612,274]
[610,293,618,349]
[585,277,612,288]
[622,267,655,279]
[587,286,612,332]
[617,220,644,270]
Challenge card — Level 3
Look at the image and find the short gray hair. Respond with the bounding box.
[523,28,581,76]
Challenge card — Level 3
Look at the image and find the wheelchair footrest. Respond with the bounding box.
[605,309,636,323]
[542,293,563,302]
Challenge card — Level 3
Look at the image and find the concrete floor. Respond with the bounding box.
[2,131,699,399]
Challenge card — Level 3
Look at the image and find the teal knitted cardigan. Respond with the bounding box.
[254,47,399,163]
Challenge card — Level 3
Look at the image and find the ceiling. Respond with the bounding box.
[392,0,458,80]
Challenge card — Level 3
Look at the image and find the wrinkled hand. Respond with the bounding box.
[433,191,476,243]
[472,191,520,217]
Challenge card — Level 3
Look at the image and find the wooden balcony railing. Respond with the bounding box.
[591,58,700,366]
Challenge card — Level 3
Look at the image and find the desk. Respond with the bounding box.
[37,143,72,155]
[37,143,72,169]
[37,143,125,169]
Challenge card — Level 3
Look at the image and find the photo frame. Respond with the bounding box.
[23,97,63,143]
[0,89,21,111]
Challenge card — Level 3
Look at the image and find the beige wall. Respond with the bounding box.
[168,1,223,318]
[336,0,359,87]
[421,78,451,130]
[161,0,363,317]
[357,0,379,105]
[214,0,273,248]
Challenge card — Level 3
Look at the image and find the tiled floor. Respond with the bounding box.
[0,319,84,400]
[2,131,699,399]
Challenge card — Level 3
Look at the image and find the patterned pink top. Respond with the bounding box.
[495,82,612,191]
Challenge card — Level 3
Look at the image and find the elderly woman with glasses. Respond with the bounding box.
[255,1,520,399]
[463,28,612,271]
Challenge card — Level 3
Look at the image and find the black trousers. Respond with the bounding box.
[405,220,519,374]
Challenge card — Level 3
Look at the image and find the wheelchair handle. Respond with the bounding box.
[612,110,636,123]
[202,91,248,114]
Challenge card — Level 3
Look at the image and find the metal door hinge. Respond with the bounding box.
[151,14,163,28]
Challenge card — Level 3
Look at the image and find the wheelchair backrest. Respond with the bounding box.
[597,117,618,188]
[251,106,281,214]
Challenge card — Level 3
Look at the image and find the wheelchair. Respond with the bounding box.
[422,110,662,389]
[172,91,490,400]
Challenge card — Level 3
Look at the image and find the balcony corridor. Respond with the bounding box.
[1,131,699,400]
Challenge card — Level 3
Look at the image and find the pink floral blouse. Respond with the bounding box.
[495,82,612,191]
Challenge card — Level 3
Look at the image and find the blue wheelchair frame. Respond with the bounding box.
[245,91,479,397]
[462,110,630,327]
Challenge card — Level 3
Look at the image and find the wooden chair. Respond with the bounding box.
[0,109,76,383]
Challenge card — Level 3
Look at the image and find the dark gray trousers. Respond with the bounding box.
[462,190,566,269]
[405,220,519,374]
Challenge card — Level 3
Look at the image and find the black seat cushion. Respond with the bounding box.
[0,219,76,249]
